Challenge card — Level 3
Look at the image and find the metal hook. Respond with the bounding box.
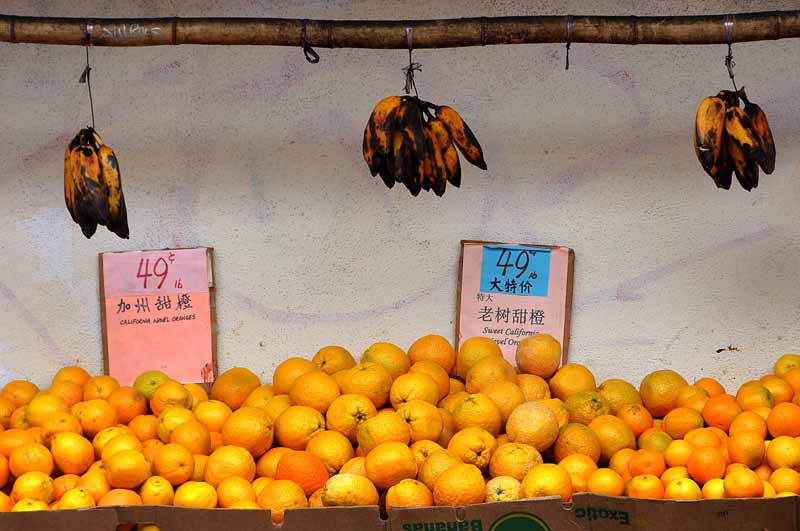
[300,20,319,64]
[565,15,574,70]
[79,21,96,128]
[723,15,737,91]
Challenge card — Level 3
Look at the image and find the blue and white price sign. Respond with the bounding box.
[479,245,551,297]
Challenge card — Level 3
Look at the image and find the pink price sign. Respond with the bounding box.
[99,247,217,386]
[456,241,574,366]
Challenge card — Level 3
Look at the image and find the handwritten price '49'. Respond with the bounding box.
[135,253,182,289]
[495,248,538,280]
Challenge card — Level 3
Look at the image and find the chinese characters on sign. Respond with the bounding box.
[457,241,574,366]
[100,248,215,386]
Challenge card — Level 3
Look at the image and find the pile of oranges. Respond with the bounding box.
[2,334,800,524]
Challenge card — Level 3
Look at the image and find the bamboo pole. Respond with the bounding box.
[0,11,799,48]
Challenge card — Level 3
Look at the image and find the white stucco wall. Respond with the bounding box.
[1,0,799,392]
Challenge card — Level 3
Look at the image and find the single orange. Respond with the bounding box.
[97,488,143,506]
[40,411,82,444]
[174,481,218,509]
[515,334,561,379]
[409,440,444,470]
[256,479,308,523]
[47,381,84,407]
[312,346,356,375]
[9,442,53,476]
[306,430,355,474]
[153,443,194,486]
[506,401,560,452]
[727,431,765,468]
[169,420,211,456]
[50,432,94,475]
[103,449,151,489]
[736,384,775,411]
[150,380,193,416]
[75,469,111,502]
[289,371,341,414]
[408,335,456,375]
[211,367,261,410]
[520,463,572,502]
[586,468,624,496]
[52,366,92,388]
[434,463,487,505]
[273,358,317,396]
[684,427,722,449]
[516,374,551,401]
[409,360,451,401]
[664,477,702,500]
[217,476,257,508]
[275,450,330,496]
[662,407,704,439]
[766,436,800,469]
[193,400,232,433]
[769,468,800,495]
[639,370,688,418]
[456,337,503,379]
[782,368,800,394]
[628,449,666,477]
[687,447,726,485]
[729,411,768,438]
[204,445,256,487]
[221,406,273,456]
[695,377,726,397]
[763,378,794,404]
[767,402,800,437]
[588,415,636,462]
[82,376,119,401]
[356,411,410,453]
[702,394,741,431]
[338,363,392,409]
[107,387,147,424]
[552,423,601,463]
[2,380,39,409]
[396,399,443,443]
[724,467,764,498]
[0,428,35,457]
[364,441,417,490]
[386,478,434,507]
[241,385,276,410]
[361,342,411,380]
[101,434,143,461]
[128,414,159,442]
[627,474,665,499]
[74,399,118,438]
[665,440,695,468]
[615,403,653,437]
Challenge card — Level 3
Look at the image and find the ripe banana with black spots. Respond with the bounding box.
[740,90,776,174]
[362,96,485,196]
[693,87,775,191]
[64,127,129,239]
[694,95,727,176]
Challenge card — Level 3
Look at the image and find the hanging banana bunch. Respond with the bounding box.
[362,95,487,196]
[64,127,129,239]
[693,88,775,191]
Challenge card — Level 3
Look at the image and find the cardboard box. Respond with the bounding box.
[0,494,796,531]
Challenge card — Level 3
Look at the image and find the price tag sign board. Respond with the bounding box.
[99,247,217,386]
[457,241,574,366]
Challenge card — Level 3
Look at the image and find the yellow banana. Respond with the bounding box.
[422,121,443,196]
[428,118,461,189]
[694,95,727,174]
[708,135,733,190]
[724,106,766,166]
[98,145,129,239]
[363,95,405,188]
[727,133,759,191]
[740,91,776,174]
[434,105,487,170]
